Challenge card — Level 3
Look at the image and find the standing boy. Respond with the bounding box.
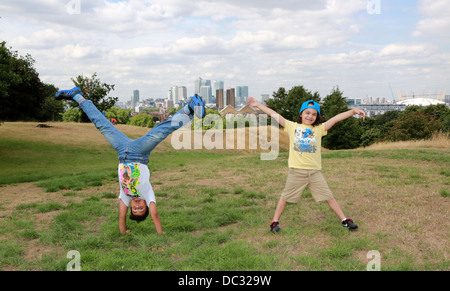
[247,97,365,233]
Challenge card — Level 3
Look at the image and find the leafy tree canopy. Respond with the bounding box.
[70,72,118,122]
[0,41,56,122]
[265,86,320,122]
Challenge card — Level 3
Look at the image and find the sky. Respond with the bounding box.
[1,0,449,103]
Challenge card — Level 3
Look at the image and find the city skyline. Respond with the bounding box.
[1,1,449,104]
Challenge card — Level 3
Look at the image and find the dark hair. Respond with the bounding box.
[297,108,323,126]
[129,206,149,222]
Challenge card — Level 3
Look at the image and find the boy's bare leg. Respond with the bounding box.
[326,198,346,221]
[272,199,288,222]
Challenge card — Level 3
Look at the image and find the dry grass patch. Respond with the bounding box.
[0,121,448,270]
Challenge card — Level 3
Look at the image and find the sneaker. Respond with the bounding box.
[341,218,358,230]
[270,221,280,233]
[55,87,82,100]
[187,94,206,118]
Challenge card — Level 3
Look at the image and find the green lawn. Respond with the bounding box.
[0,122,448,271]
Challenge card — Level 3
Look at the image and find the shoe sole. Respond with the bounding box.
[343,224,358,230]
[189,96,206,118]
[270,226,280,233]
[55,87,81,100]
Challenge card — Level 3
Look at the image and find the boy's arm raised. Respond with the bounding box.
[324,109,366,131]
[247,97,286,127]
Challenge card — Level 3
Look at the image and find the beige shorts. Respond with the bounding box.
[280,168,334,203]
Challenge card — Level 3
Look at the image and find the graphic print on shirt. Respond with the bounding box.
[293,126,317,155]
[119,163,141,198]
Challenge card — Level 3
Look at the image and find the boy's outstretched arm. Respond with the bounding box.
[119,200,130,234]
[149,202,163,234]
[248,97,286,127]
[324,109,366,131]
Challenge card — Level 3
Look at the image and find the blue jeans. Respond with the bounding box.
[79,100,193,164]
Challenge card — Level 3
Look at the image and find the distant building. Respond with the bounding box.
[219,104,264,121]
[169,86,187,104]
[396,98,445,107]
[346,98,362,106]
[360,104,406,118]
[132,90,140,108]
[165,99,174,109]
[235,86,249,105]
[195,77,203,95]
[226,88,235,108]
[200,85,212,104]
[214,80,224,93]
[347,97,406,117]
[216,88,224,110]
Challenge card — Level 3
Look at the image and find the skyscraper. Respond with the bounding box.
[235,86,248,105]
[226,88,235,108]
[169,86,187,105]
[171,86,179,103]
[214,80,224,93]
[178,86,187,102]
[216,88,224,110]
[132,90,140,108]
[195,77,202,95]
[200,85,212,103]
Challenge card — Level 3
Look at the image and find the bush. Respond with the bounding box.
[383,112,442,142]
[62,108,82,122]
[128,113,155,128]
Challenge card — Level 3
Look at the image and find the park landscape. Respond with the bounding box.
[0,121,448,271]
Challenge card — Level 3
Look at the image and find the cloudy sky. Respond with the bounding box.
[1,0,449,103]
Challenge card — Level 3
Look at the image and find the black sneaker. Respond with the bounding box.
[55,87,82,100]
[341,218,358,230]
[270,221,280,233]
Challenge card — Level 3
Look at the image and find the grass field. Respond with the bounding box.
[0,122,449,271]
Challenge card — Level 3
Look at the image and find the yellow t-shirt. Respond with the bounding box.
[284,120,327,170]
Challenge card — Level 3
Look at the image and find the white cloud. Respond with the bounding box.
[0,0,448,102]
[413,0,450,39]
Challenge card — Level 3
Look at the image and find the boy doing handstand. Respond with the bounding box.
[56,87,206,234]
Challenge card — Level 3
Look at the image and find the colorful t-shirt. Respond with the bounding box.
[284,120,327,170]
[118,163,155,207]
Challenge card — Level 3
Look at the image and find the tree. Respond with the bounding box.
[70,73,118,122]
[383,111,442,141]
[106,107,131,124]
[360,127,382,147]
[321,87,363,150]
[128,113,155,128]
[62,108,82,122]
[116,108,131,124]
[420,104,450,129]
[266,86,320,122]
[169,106,182,115]
[40,83,65,121]
[0,41,48,121]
